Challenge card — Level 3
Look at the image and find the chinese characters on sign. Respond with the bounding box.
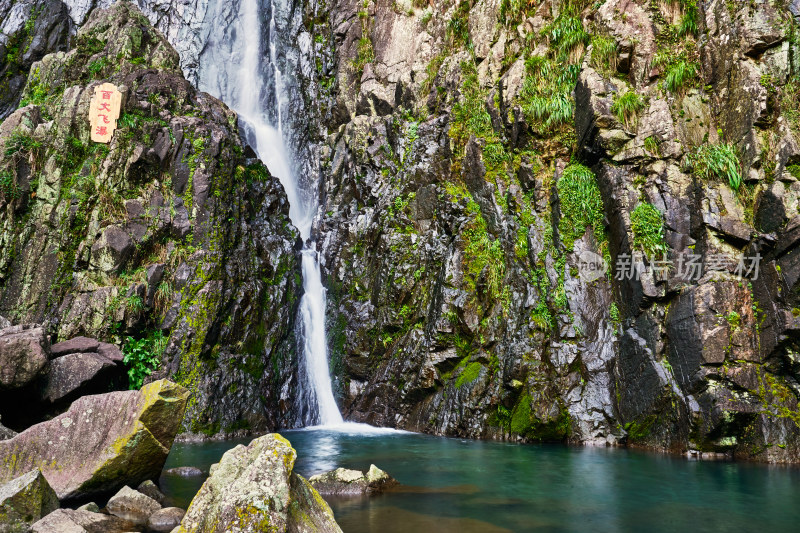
[614,252,761,281]
[89,82,121,143]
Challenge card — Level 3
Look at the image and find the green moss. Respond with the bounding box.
[455,362,483,387]
[507,391,572,441]
[624,415,657,441]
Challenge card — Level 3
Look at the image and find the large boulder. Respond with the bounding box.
[0,325,49,390]
[309,465,397,495]
[49,337,100,358]
[106,485,161,525]
[38,352,117,405]
[176,434,342,533]
[0,380,189,501]
[0,469,59,532]
[29,509,134,533]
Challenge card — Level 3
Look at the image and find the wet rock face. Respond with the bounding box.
[176,433,341,533]
[303,0,800,460]
[0,1,303,434]
[0,379,189,501]
[0,0,73,119]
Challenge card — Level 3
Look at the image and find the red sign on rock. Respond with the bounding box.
[89,82,122,143]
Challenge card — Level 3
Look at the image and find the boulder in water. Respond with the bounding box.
[0,380,189,501]
[176,433,342,533]
[309,464,397,495]
[106,485,162,525]
[148,507,186,532]
[0,469,59,530]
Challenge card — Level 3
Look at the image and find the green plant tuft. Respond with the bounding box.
[630,202,667,258]
[612,91,646,129]
[663,60,698,93]
[123,331,167,390]
[557,163,606,251]
[689,143,742,190]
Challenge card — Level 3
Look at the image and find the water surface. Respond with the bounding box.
[161,429,800,532]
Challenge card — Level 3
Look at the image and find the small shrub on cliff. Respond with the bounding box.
[519,57,579,129]
[688,143,742,190]
[0,170,19,199]
[543,13,590,64]
[556,163,605,251]
[123,331,167,389]
[450,61,494,149]
[630,202,667,258]
[612,91,646,129]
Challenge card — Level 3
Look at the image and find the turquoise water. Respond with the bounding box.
[160,429,800,532]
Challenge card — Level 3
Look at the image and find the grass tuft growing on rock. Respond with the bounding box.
[688,143,742,190]
[543,13,590,64]
[557,163,605,251]
[590,35,618,74]
[612,91,646,129]
[519,57,579,129]
[630,202,667,258]
[663,60,698,93]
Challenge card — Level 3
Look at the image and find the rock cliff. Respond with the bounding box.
[308,0,800,462]
[3,0,800,463]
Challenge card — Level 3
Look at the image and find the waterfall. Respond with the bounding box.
[197,0,342,426]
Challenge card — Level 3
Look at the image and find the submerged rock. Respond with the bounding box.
[0,469,59,531]
[106,485,162,525]
[29,508,134,533]
[0,380,189,500]
[164,466,204,477]
[309,464,397,495]
[176,433,341,533]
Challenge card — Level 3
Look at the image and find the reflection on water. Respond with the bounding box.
[161,430,800,533]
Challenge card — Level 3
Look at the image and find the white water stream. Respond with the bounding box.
[199,0,342,426]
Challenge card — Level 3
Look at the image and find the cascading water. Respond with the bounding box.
[197,0,342,426]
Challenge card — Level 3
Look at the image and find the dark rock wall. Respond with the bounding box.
[0,2,302,435]
[308,0,800,461]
